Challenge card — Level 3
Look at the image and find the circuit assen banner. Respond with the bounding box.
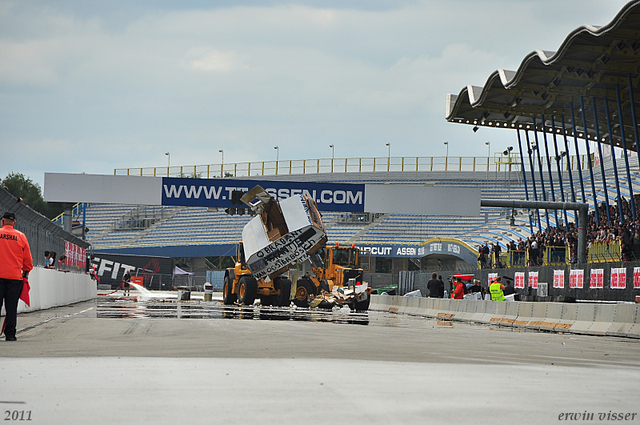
[161,177,365,212]
[355,240,477,264]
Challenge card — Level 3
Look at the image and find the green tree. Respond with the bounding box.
[2,172,64,219]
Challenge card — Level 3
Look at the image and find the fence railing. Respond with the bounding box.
[114,153,590,179]
[477,244,624,268]
[588,240,623,263]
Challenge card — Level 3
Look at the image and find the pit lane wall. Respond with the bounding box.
[8,268,96,315]
[370,295,640,339]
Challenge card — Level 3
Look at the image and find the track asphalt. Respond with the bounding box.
[1,294,639,425]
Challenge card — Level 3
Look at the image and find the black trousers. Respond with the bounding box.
[0,278,23,338]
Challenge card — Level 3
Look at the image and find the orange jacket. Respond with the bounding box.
[0,224,33,280]
[451,281,465,299]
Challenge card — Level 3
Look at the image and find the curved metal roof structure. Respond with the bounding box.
[446,0,640,149]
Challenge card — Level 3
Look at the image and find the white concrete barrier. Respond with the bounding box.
[589,304,617,335]
[477,301,495,324]
[570,304,597,334]
[404,296,421,315]
[370,295,639,338]
[424,298,438,317]
[1,267,96,316]
[467,300,486,323]
[454,300,474,321]
[498,301,521,328]
[489,301,509,326]
[526,303,551,331]
[554,304,578,331]
[606,304,640,338]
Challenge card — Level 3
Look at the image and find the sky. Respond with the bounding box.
[0,0,632,189]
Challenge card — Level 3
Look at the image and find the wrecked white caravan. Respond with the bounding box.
[240,186,327,282]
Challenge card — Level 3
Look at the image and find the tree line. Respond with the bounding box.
[2,172,64,220]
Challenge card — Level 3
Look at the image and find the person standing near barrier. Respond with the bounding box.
[0,212,33,341]
[122,270,131,297]
[451,277,465,299]
[490,276,505,301]
[427,272,443,298]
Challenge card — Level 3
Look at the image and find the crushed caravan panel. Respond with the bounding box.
[241,186,326,282]
[223,185,327,306]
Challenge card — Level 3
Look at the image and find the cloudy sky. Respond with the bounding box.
[0,0,631,188]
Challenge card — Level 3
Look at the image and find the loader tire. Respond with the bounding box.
[275,277,292,307]
[237,275,257,305]
[223,275,236,305]
[293,278,316,307]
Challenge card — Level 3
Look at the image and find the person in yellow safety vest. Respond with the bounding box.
[490,276,506,301]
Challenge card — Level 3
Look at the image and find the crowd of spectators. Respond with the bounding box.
[479,195,640,268]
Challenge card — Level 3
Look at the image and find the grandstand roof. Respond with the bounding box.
[446,0,640,149]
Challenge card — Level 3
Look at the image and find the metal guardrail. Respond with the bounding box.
[588,240,622,263]
[480,246,598,268]
[52,202,85,226]
[114,153,589,179]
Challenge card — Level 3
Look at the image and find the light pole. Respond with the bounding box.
[503,146,513,197]
[219,149,224,177]
[329,144,334,172]
[385,143,390,171]
[485,141,490,179]
[274,146,279,174]
[558,151,567,171]
[165,152,170,176]
[443,141,448,170]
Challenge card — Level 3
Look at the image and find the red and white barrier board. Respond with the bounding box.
[553,270,564,288]
[590,268,604,289]
[569,269,584,289]
[65,241,86,269]
[633,267,640,289]
[528,271,538,289]
[514,272,525,289]
[610,267,627,289]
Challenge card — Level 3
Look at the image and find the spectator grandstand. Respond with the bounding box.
[72,152,639,262]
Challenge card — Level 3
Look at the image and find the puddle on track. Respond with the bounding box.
[94,296,460,329]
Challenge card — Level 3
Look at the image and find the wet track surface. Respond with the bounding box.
[95,296,444,328]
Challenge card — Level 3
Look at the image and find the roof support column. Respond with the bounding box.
[524,130,542,230]
[569,104,587,205]
[590,97,611,225]
[603,97,625,224]
[532,117,550,229]
[550,115,569,228]
[541,115,559,225]
[579,96,600,226]
[561,116,577,204]
[627,74,640,158]
[619,80,637,220]
[516,129,535,234]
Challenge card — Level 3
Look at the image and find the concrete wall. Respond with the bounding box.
[370,295,640,339]
[1,267,96,316]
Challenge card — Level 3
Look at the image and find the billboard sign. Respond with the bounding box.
[44,173,481,216]
[161,177,365,212]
